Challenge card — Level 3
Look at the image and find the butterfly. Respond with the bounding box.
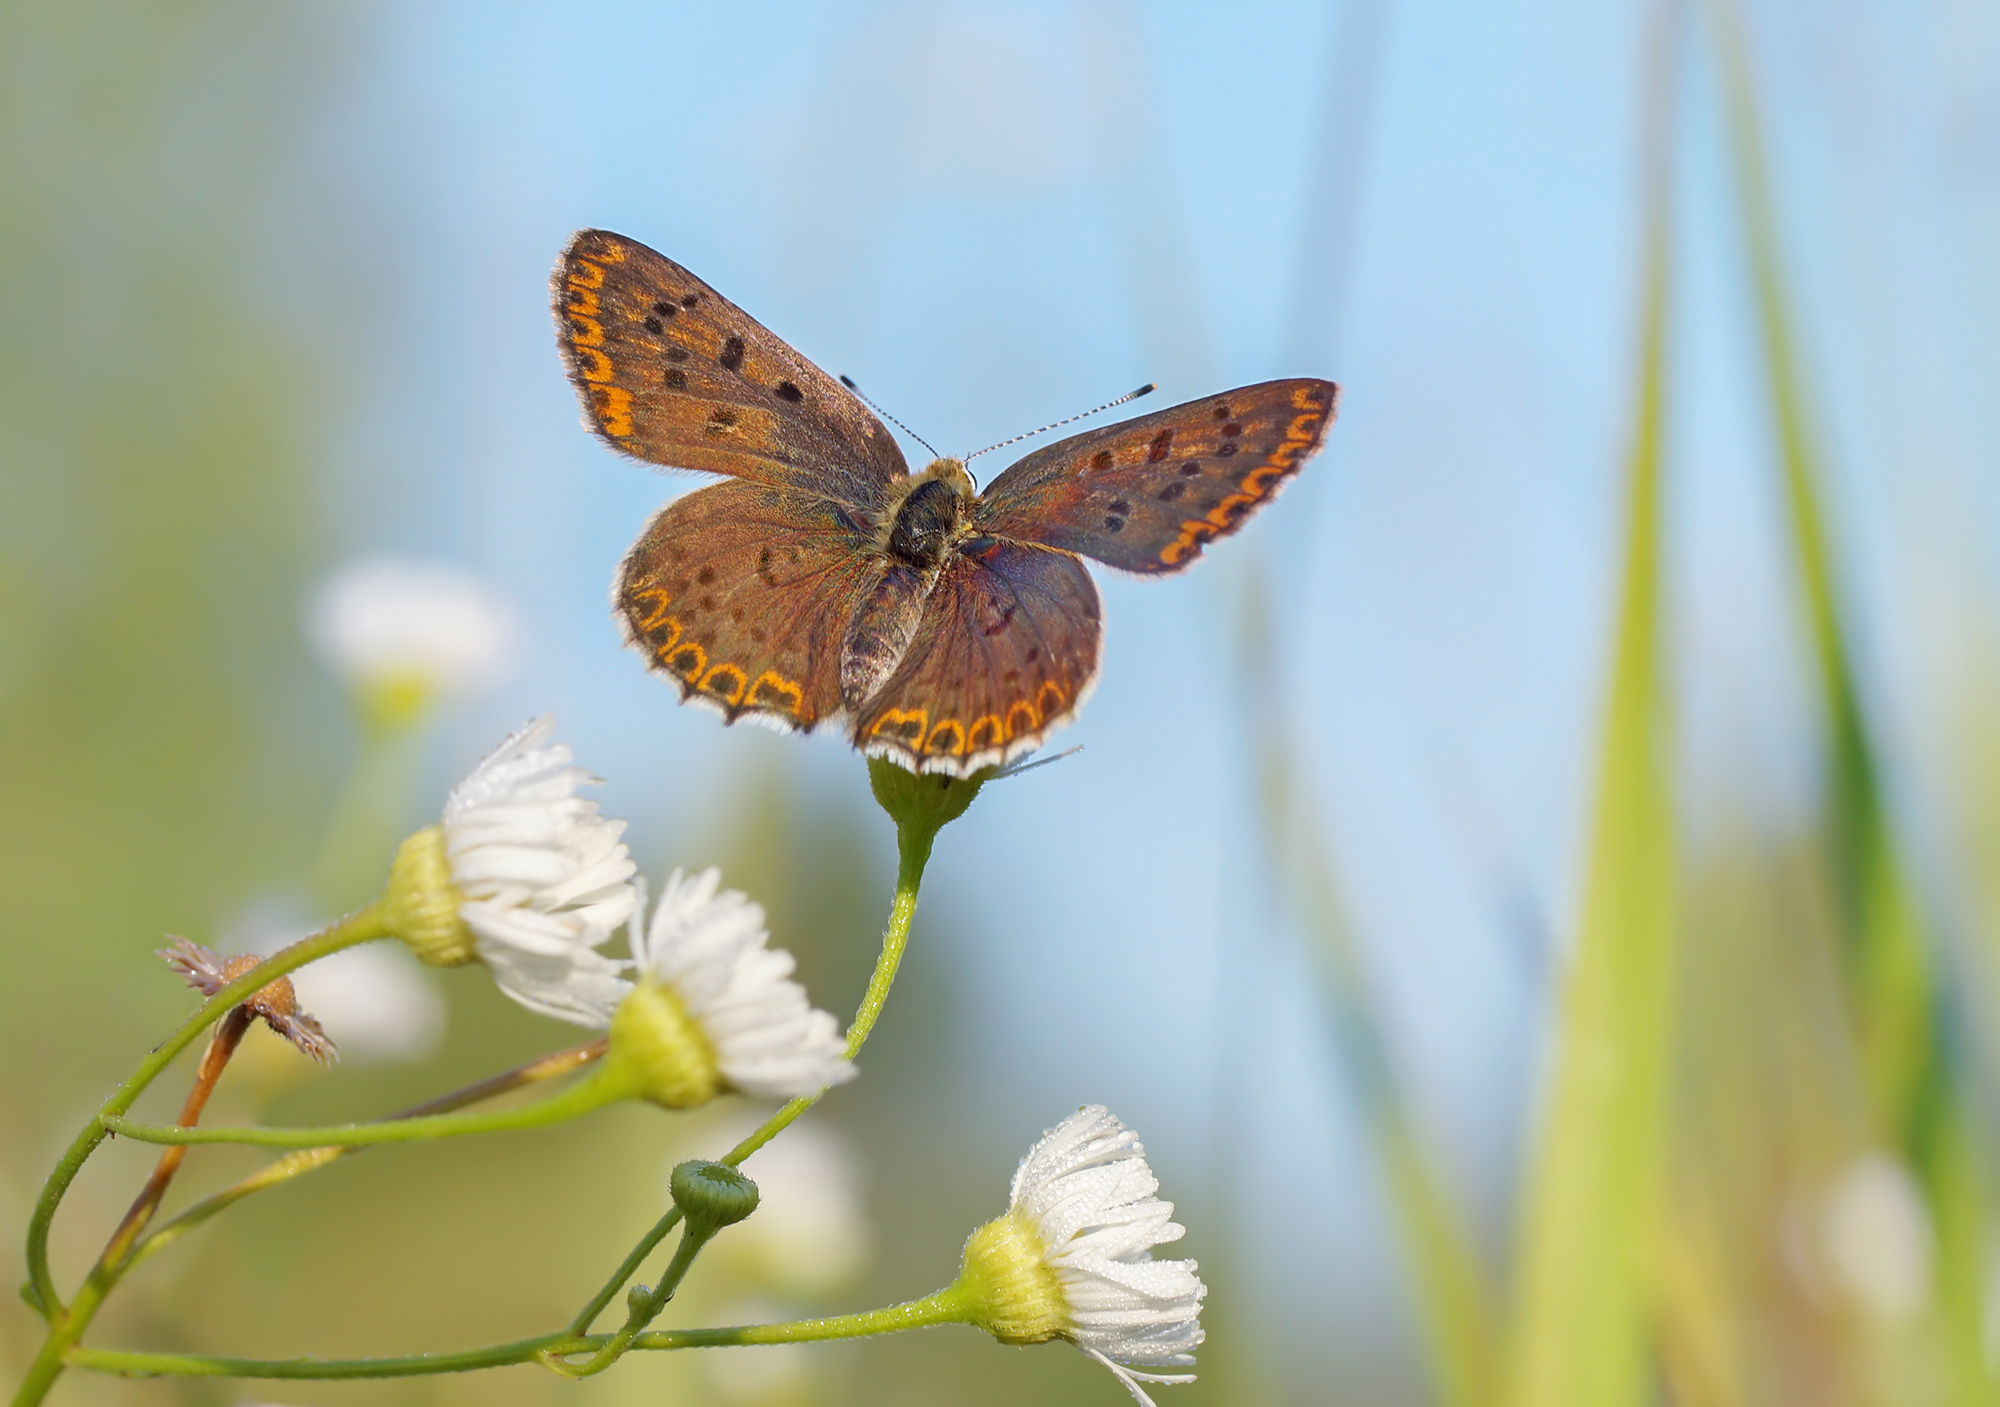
[554,229,1338,777]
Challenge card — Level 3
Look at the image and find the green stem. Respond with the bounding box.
[100,1065,628,1148]
[65,1288,974,1382]
[122,1041,605,1276]
[550,1219,718,1377]
[21,904,387,1327]
[565,798,940,1337]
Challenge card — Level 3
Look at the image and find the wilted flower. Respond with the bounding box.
[161,940,338,1065]
[306,558,515,726]
[601,869,856,1109]
[956,1106,1205,1407]
[382,715,637,1027]
[227,894,448,1064]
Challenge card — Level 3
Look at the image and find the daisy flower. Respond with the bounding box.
[384,715,637,1026]
[956,1106,1206,1406]
[603,869,855,1108]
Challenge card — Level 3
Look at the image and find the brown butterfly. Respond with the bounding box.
[554,229,1338,776]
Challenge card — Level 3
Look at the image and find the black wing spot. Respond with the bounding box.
[1180,461,1203,477]
[983,601,1018,637]
[652,300,678,318]
[664,346,689,362]
[719,336,746,372]
[1146,429,1175,463]
[644,316,664,334]
[775,380,804,402]
[680,293,700,308]
[1107,498,1130,515]
[1222,422,1243,438]
[1103,516,1125,532]
[664,368,688,390]
[1216,442,1239,458]
[696,565,716,585]
[1091,449,1114,469]
[1157,481,1186,501]
[1213,404,1232,420]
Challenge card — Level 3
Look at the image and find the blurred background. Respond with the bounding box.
[4,1,1999,1404]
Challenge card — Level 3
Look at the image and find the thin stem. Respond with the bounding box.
[22,903,386,1326]
[550,1219,718,1377]
[633,1285,970,1347]
[65,1287,975,1382]
[565,813,938,1337]
[16,998,269,1407]
[98,1009,253,1273]
[101,1064,628,1148]
[124,1040,605,1275]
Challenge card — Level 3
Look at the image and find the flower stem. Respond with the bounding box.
[16,1002,261,1407]
[98,1009,253,1272]
[63,1288,977,1382]
[547,1218,717,1377]
[123,1039,605,1275]
[21,903,387,1329]
[565,775,953,1337]
[100,1064,628,1148]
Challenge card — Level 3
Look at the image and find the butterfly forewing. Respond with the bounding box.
[974,379,1338,574]
[556,230,908,511]
[618,480,887,732]
[850,539,1101,776]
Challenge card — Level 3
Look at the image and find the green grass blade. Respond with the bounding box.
[1706,2,1992,1395]
[1504,13,1678,1401]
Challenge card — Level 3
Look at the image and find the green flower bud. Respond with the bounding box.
[670,1160,760,1231]
[955,1211,1069,1346]
[602,981,722,1109]
[867,756,990,841]
[381,826,475,967]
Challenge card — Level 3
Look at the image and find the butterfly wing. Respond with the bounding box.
[974,378,1338,574]
[555,230,908,511]
[849,537,1101,776]
[618,479,888,732]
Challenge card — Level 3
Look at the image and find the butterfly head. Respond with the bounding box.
[883,457,976,570]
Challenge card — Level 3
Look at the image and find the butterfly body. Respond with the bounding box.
[555,230,1337,776]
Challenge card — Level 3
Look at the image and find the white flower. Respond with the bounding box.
[386,715,638,1028]
[959,1106,1205,1407]
[608,869,855,1105]
[1822,1153,1932,1323]
[306,558,515,716]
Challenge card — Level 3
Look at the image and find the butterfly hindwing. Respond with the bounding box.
[618,480,887,732]
[850,538,1102,775]
[556,230,908,510]
[974,378,1338,574]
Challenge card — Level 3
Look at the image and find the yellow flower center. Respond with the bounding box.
[956,1211,1070,1345]
[604,981,723,1109]
[383,826,475,967]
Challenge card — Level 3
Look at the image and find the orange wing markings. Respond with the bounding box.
[869,706,929,744]
[747,671,805,716]
[630,587,675,633]
[1156,389,1334,568]
[665,640,707,679]
[561,247,637,434]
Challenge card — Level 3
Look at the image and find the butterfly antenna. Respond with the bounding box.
[993,745,1084,781]
[840,375,939,459]
[964,384,1156,462]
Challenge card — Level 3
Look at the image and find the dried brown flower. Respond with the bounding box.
[160,939,339,1065]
